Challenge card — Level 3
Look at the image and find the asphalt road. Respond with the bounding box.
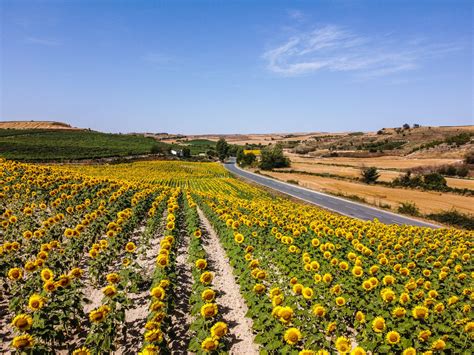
[224,161,439,228]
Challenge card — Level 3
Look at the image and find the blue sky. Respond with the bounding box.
[1,0,472,134]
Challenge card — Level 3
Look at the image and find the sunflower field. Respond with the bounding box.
[1,158,472,354]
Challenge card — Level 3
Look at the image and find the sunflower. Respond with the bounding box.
[145,328,163,343]
[102,285,118,298]
[412,305,429,320]
[125,242,137,253]
[150,286,166,300]
[194,229,202,238]
[234,233,244,244]
[43,280,56,293]
[106,273,120,284]
[278,306,294,324]
[69,267,83,278]
[57,274,71,288]
[313,304,326,317]
[195,259,207,270]
[156,255,169,267]
[302,287,314,300]
[418,330,431,342]
[386,331,401,345]
[392,307,406,318]
[200,271,214,285]
[352,266,364,278]
[201,303,218,318]
[284,327,302,345]
[72,347,91,355]
[362,280,373,291]
[8,268,23,281]
[211,321,228,338]
[335,296,346,306]
[383,275,395,285]
[11,334,34,349]
[355,311,365,323]
[28,294,46,311]
[299,350,315,355]
[402,348,416,355]
[350,347,366,355]
[339,261,349,271]
[89,305,110,323]
[11,314,33,331]
[253,283,266,294]
[381,288,396,303]
[431,339,446,351]
[372,316,385,333]
[335,336,351,353]
[200,289,216,303]
[201,337,219,352]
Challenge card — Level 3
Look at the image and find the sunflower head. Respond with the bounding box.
[211,321,228,338]
[284,327,302,345]
[11,314,33,331]
[12,334,34,349]
[201,337,218,352]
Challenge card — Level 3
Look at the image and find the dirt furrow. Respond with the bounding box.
[167,210,193,353]
[197,207,259,355]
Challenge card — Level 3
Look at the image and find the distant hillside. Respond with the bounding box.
[0,129,170,161]
[0,120,81,130]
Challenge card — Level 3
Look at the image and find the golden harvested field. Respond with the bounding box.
[261,170,474,215]
[286,153,463,170]
[0,121,79,130]
[277,161,474,190]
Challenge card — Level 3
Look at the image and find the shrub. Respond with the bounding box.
[465,151,474,164]
[398,202,419,216]
[422,172,447,189]
[259,144,290,170]
[427,210,474,230]
[360,167,380,184]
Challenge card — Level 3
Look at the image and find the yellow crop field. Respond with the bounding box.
[1,158,473,354]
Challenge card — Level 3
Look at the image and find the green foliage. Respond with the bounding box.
[397,202,420,216]
[236,149,256,167]
[392,171,451,191]
[0,129,169,161]
[360,166,380,184]
[216,138,229,161]
[427,209,474,230]
[259,144,290,170]
[465,150,474,164]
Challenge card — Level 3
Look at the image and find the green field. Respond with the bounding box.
[0,129,170,161]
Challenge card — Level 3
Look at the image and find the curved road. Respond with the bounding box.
[224,161,439,228]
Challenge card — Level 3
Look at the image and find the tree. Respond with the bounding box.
[259,143,290,170]
[360,166,380,184]
[402,123,410,130]
[237,149,256,167]
[216,138,229,161]
[423,172,447,189]
[150,144,165,154]
[182,147,191,158]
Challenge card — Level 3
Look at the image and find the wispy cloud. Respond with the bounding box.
[25,36,62,46]
[263,25,460,78]
[287,9,305,21]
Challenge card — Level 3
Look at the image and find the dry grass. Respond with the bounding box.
[261,170,474,215]
[0,120,79,130]
[278,160,474,189]
[287,153,463,169]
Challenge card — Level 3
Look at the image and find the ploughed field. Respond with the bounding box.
[1,159,473,354]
